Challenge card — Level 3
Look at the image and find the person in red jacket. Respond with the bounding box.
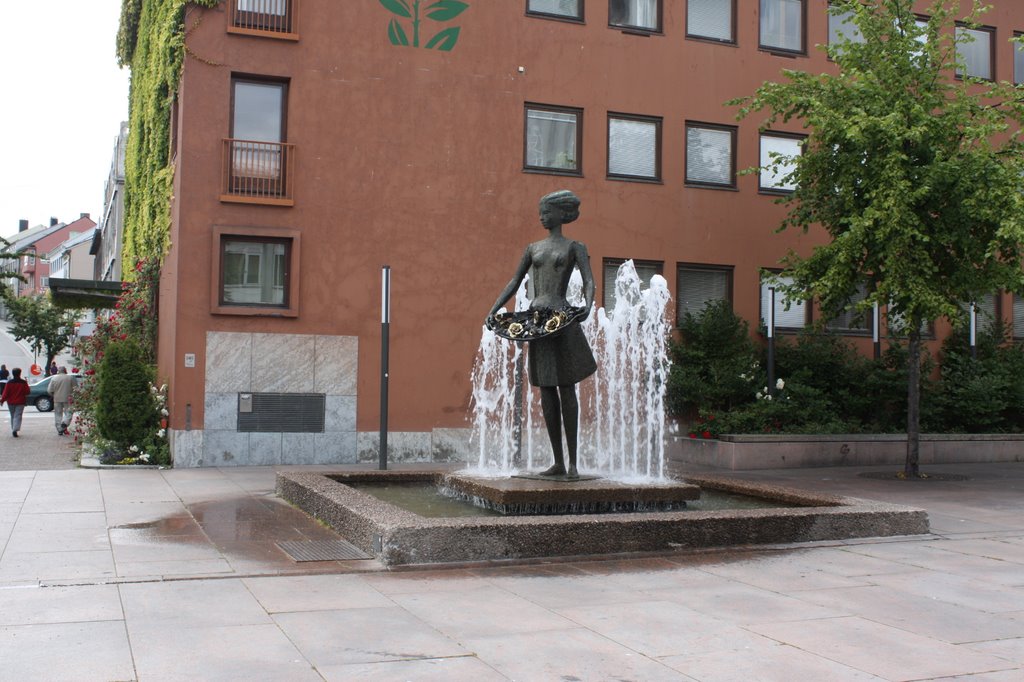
[0,368,30,437]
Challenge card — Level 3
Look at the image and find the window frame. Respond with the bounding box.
[606,112,663,183]
[230,75,289,143]
[955,22,996,81]
[685,0,736,45]
[676,262,734,322]
[758,0,806,56]
[1015,31,1024,86]
[526,0,584,23]
[826,2,863,58]
[602,258,664,311]
[824,284,873,336]
[523,103,584,176]
[608,0,663,35]
[211,225,300,317]
[760,270,809,332]
[685,121,737,189]
[1013,294,1024,341]
[758,131,805,194]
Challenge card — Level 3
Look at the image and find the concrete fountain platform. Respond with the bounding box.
[276,470,929,567]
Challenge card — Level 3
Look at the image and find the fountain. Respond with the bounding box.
[469,261,672,481]
[276,194,929,566]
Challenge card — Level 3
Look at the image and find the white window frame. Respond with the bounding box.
[759,132,803,193]
[686,0,734,44]
[761,272,808,331]
[685,122,736,188]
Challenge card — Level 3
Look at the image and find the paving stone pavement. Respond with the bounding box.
[1,444,1024,680]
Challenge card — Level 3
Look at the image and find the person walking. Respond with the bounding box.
[48,366,75,435]
[0,364,8,395]
[0,368,30,437]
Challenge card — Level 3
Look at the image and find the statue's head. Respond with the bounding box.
[539,190,581,225]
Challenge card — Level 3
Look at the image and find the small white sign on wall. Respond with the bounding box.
[184,353,196,368]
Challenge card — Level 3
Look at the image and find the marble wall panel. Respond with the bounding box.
[314,336,358,395]
[251,333,315,393]
[203,431,250,467]
[248,432,283,466]
[324,396,357,433]
[170,429,204,468]
[281,433,318,464]
[357,431,433,463]
[431,428,473,463]
[205,333,252,393]
[313,432,359,464]
[203,393,238,431]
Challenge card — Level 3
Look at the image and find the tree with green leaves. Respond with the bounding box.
[2,294,77,371]
[731,0,1024,477]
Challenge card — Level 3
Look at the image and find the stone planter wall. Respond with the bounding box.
[669,433,1024,470]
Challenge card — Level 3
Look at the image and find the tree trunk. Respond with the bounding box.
[905,327,921,478]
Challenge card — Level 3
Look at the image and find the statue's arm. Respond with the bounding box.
[574,241,596,317]
[487,247,532,320]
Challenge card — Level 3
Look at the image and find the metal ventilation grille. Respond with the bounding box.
[237,392,326,433]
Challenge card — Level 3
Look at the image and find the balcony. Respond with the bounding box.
[228,0,299,40]
[220,139,295,206]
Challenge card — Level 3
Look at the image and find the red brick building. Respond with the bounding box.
[159,1,1024,466]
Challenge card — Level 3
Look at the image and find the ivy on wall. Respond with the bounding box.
[117,0,218,277]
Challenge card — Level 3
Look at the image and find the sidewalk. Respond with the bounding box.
[2,452,1024,679]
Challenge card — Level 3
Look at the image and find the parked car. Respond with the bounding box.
[27,375,82,412]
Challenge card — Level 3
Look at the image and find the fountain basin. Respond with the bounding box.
[277,470,929,567]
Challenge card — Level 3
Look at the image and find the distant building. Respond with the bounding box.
[1,215,96,299]
[47,228,98,282]
[91,121,129,282]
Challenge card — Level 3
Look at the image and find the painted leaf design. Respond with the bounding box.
[425,0,468,22]
[388,18,410,46]
[379,0,412,19]
[425,25,461,51]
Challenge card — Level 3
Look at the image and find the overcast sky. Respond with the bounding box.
[1,1,129,240]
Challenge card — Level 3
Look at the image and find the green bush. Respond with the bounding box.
[923,325,1024,433]
[667,300,759,417]
[96,339,160,457]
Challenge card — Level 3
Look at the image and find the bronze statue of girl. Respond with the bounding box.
[487,190,597,480]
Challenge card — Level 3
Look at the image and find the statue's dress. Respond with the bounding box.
[525,239,598,387]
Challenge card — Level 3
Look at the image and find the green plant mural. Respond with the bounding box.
[379,0,468,51]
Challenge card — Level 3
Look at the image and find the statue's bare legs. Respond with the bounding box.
[538,385,579,479]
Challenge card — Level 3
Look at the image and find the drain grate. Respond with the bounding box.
[276,540,372,562]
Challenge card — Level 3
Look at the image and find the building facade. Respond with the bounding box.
[92,121,129,283]
[161,1,1024,466]
[2,215,97,300]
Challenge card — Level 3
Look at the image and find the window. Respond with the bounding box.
[1015,32,1024,85]
[1014,295,1024,340]
[212,226,300,316]
[687,0,733,43]
[686,122,736,188]
[524,104,582,174]
[760,272,807,330]
[677,264,732,321]
[607,114,661,181]
[759,133,802,192]
[609,0,660,32]
[228,77,289,198]
[760,0,804,54]
[956,24,994,80]
[887,305,931,337]
[231,0,294,35]
[825,284,871,334]
[603,259,663,311]
[527,0,582,21]
[960,294,1001,334]
[827,5,862,49]
[221,239,289,306]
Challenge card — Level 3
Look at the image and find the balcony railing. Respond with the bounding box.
[221,139,295,205]
[229,0,298,39]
